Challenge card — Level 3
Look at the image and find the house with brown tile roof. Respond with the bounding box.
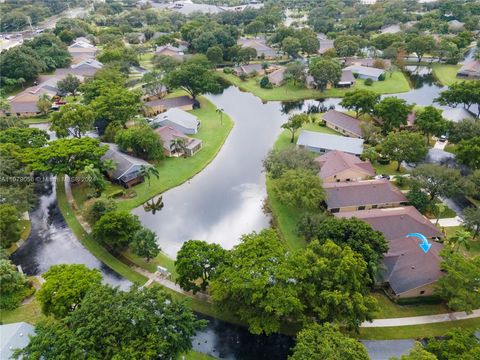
[335,206,444,298]
[315,150,375,182]
[324,179,408,212]
[154,45,185,61]
[322,110,363,138]
[154,126,203,157]
[267,67,286,86]
[233,63,265,77]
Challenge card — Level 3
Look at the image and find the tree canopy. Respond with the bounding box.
[36,264,102,319]
[175,240,227,294]
[340,89,380,118]
[308,57,342,92]
[92,211,142,252]
[381,131,427,171]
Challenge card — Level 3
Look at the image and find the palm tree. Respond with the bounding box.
[449,229,472,253]
[143,196,164,215]
[171,137,187,157]
[139,165,160,187]
[433,202,445,225]
[216,108,224,125]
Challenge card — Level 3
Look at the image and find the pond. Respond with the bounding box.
[10,176,129,290]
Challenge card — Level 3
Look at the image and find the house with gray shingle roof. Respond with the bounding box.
[237,37,278,59]
[322,110,362,138]
[335,206,444,298]
[101,144,151,188]
[457,60,480,79]
[344,65,385,81]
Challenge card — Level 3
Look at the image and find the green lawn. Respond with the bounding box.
[115,97,233,212]
[21,115,50,125]
[372,292,449,319]
[431,64,463,86]
[357,317,480,340]
[139,53,155,70]
[372,161,407,175]
[122,249,179,279]
[56,177,148,285]
[181,351,215,360]
[0,298,44,325]
[219,71,410,102]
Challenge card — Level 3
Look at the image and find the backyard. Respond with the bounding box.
[219,70,410,102]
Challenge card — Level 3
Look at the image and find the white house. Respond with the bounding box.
[344,65,385,81]
[297,130,364,155]
[153,108,201,135]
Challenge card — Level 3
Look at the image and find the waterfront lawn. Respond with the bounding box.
[0,298,44,325]
[431,64,463,86]
[357,317,480,340]
[372,292,449,319]
[56,177,148,285]
[122,249,178,280]
[115,97,233,212]
[219,71,410,102]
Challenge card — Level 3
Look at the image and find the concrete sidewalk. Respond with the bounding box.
[361,309,480,327]
[430,216,463,227]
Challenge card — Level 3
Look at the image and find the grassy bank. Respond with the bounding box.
[115,97,233,211]
[431,64,462,86]
[219,71,410,102]
[357,317,480,340]
[56,177,148,284]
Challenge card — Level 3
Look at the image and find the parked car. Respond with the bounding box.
[374,174,391,180]
[439,135,448,142]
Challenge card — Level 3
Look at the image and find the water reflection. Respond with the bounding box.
[404,66,438,88]
[10,176,129,289]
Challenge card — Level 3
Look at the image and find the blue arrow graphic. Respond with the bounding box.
[407,233,432,254]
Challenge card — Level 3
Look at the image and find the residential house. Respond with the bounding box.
[315,150,375,182]
[324,179,408,213]
[448,19,465,32]
[8,74,83,116]
[233,63,265,77]
[344,57,391,70]
[457,60,480,79]
[318,39,334,54]
[155,126,203,157]
[335,206,444,298]
[68,39,98,59]
[297,130,364,155]
[154,45,185,61]
[380,24,401,34]
[55,58,103,77]
[237,37,278,59]
[144,95,198,115]
[268,66,286,86]
[322,110,363,138]
[101,144,151,188]
[337,69,356,88]
[0,322,36,360]
[344,65,385,81]
[153,108,200,134]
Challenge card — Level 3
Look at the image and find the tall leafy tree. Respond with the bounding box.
[0,258,31,310]
[436,81,480,117]
[263,147,319,179]
[391,342,437,360]
[410,164,464,201]
[456,137,480,170]
[289,323,369,360]
[381,131,428,171]
[15,285,205,359]
[19,138,108,177]
[50,103,95,138]
[407,35,436,62]
[293,240,377,330]
[313,217,388,281]
[435,250,480,313]
[308,57,342,92]
[165,56,220,99]
[273,169,325,211]
[0,127,49,148]
[91,87,142,127]
[115,126,164,161]
[130,228,160,261]
[57,74,81,98]
[340,89,380,118]
[210,229,304,335]
[415,106,450,145]
[0,46,46,84]
[374,97,413,133]
[175,240,227,294]
[0,204,21,248]
[36,264,102,319]
[425,328,480,360]
[282,36,302,56]
[281,114,309,143]
[463,207,480,239]
[92,211,142,252]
